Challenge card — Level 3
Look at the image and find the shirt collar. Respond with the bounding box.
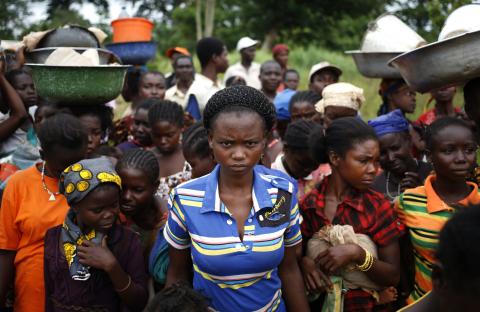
[424,175,480,213]
[201,165,276,214]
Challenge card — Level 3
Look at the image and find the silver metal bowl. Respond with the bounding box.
[389,30,480,93]
[346,51,402,78]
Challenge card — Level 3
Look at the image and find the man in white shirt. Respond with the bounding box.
[223,37,261,89]
[165,55,195,106]
[184,37,229,118]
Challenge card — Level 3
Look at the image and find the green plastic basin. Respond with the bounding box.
[26,64,131,105]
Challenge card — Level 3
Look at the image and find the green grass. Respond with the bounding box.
[148,46,464,121]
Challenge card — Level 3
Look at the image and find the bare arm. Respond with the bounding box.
[0,66,28,140]
[279,244,310,312]
[164,247,191,288]
[0,250,15,307]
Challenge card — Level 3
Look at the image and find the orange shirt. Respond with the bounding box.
[0,165,69,312]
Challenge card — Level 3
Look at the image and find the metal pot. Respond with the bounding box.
[389,30,480,93]
[345,51,402,78]
[36,26,100,49]
[439,4,480,41]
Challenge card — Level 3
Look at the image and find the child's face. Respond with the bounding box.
[138,73,166,101]
[117,167,157,217]
[132,108,151,146]
[79,115,102,158]
[12,73,37,107]
[309,70,338,96]
[284,72,299,90]
[73,184,120,233]
[151,121,183,154]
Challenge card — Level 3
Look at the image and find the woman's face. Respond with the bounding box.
[389,85,416,114]
[79,115,102,158]
[117,167,157,217]
[378,132,414,176]
[73,184,120,233]
[209,111,266,177]
[132,108,151,146]
[138,73,166,101]
[331,139,380,190]
[429,125,477,182]
[12,73,37,107]
[274,51,289,68]
[290,101,317,121]
[151,121,183,154]
[284,147,319,179]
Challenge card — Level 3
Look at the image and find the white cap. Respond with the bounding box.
[308,62,342,82]
[236,37,259,51]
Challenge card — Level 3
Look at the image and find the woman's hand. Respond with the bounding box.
[300,256,332,293]
[315,244,364,275]
[77,236,117,272]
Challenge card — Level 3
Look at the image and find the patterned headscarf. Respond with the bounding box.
[59,157,122,281]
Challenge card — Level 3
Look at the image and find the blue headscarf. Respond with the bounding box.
[273,89,296,121]
[368,109,409,137]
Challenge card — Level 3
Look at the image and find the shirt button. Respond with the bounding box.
[248,218,253,223]
[227,219,233,225]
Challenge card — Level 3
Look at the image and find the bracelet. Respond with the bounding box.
[357,248,374,272]
[115,275,132,292]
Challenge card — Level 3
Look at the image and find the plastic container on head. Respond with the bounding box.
[111,18,154,43]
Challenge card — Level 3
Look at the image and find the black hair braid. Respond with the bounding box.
[203,85,276,131]
[37,113,88,153]
[116,148,159,184]
[289,91,321,112]
[284,119,320,150]
[182,121,210,158]
[145,282,210,312]
[147,100,185,127]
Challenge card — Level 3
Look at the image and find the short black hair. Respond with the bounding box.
[203,85,276,132]
[196,37,224,68]
[284,68,299,79]
[173,55,193,68]
[139,71,165,85]
[182,121,210,158]
[284,119,320,150]
[5,67,31,86]
[64,104,114,134]
[288,91,321,113]
[116,148,159,184]
[425,117,474,151]
[145,282,210,312]
[436,205,480,296]
[260,60,281,74]
[309,117,377,163]
[37,113,88,153]
[148,100,184,127]
[135,98,157,114]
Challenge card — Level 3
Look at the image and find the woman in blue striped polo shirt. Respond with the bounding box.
[164,86,309,311]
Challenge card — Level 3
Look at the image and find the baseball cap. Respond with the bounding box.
[165,47,191,59]
[236,37,259,51]
[308,62,342,82]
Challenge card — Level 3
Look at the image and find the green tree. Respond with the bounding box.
[45,0,109,18]
[0,0,30,39]
[20,8,93,37]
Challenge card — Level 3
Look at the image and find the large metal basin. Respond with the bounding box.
[26,64,130,105]
[26,47,121,65]
[346,51,402,78]
[389,30,480,93]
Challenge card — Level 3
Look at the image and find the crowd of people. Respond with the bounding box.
[0,33,479,312]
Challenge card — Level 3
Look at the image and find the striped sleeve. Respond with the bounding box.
[284,194,302,247]
[163,190,191,250]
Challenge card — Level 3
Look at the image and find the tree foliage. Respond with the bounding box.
[0,0,30,39]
